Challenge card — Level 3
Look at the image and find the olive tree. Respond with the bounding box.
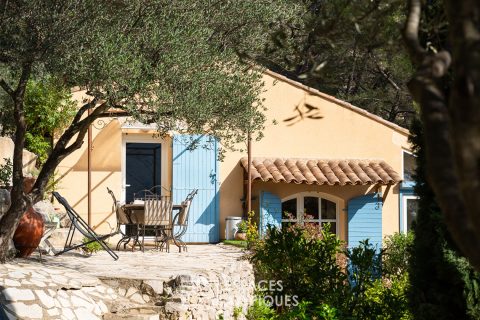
[403,0,480,271]
[0,0,296,261]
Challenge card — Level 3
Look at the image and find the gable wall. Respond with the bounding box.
[218,72,411,240]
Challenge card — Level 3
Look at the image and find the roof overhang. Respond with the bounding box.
[240,157,402,186]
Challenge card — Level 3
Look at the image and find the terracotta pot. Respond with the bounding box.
[235,232,247,241]
[13,206,44,257]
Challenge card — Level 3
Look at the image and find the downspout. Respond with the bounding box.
[247,132,252,215]
[87,109,92,227]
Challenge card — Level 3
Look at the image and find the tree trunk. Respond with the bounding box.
[0,64,30,262]
[404,0,480,270]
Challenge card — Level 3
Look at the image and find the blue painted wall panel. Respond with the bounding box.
[259,191,282,236]
[172,135,219,243]
[347,193,382,250]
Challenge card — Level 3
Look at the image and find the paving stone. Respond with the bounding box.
[47,307,61,316]
[30,279,47,287]
[57,289,69,298]
[7,271,25,279]
[74,307,100,320]
[62,307,75,320]
[2,288,35,301]
[5,302,43,319]
[4,279,20,287]
[71,295,94,310]
[35,289,55,308]
[58,296,71,307]
[98,300,109,313]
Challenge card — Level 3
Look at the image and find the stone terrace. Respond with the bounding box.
[0,244,255,320]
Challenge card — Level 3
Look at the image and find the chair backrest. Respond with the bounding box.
[175,189,198,226]
[107,187,130,225]
[52,191,100,239]
[143,195,173,226]
[133,189,155,202]
[149,185,171,196]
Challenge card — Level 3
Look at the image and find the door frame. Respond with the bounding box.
[121,133,169,203]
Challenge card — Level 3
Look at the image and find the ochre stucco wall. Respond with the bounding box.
[57,71,410,241]
[217,71,410,242]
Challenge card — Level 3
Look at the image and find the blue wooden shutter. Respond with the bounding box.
[259,191,282,236]
[347,193,382,250]
[172,135,219,243]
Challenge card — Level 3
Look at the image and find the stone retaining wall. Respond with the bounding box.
[0,247,255,320]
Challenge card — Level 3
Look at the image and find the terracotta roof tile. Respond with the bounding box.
[240,157,402,186]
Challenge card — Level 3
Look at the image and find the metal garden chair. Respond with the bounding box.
[107,187,136,250]
[52,192,119,260]
[158,189,198,252]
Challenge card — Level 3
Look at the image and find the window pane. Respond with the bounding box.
[321,222,336,235]
[321,199,336,220]
[403,152,417,181]
[282,199,297,220]
[304,197,319,220]
[406,198,419,231]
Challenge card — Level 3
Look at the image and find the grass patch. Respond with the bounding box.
[223,240,248,248]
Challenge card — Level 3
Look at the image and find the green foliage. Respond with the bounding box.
[236,220,248,233]
[246,211,260,249]
[408,119,480,319]
[0,0,300,157]
[233,306,243,320]
[252,224,346,307]
[0,158,12,187]
[258,0,415,127]
[382,232,414,278]
[1,78,77,164]
[251,223,411,319]
[246,298,276,320]
[223,240,247,249]
[81,238,103,255]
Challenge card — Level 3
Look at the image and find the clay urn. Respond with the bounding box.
[12,177,44,257]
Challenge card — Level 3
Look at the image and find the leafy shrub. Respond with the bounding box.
[246,211,260,249]
[246,298,276,320]
[252,224,347,307]
[237,220,248,233]
[81,238,103,255]
[0,158,13,187]
[250,223,412,319]
[382,232,413,278]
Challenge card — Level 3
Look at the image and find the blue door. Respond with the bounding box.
[259,191,282,237]
[172,135,219,243]
[347,193,382,250]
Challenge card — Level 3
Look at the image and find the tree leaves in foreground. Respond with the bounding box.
[0,0,298,262]
[256,0,416,127]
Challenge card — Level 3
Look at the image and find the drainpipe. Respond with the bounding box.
[87,108,92,227]
[247,132,252,215]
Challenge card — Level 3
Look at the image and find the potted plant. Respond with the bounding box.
[235,220,248,241]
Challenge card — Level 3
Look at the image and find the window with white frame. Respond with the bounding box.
[403,195,419,232]
[402,150,417,182]
[281,193,339,235]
